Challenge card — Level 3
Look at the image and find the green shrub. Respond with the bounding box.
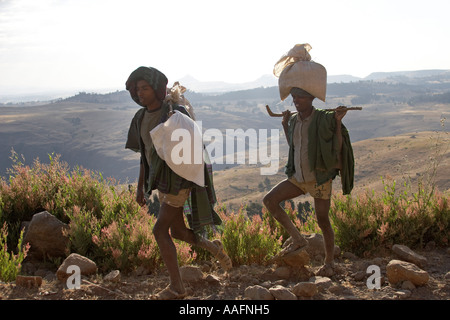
[0,222,29,282]
[1,150,449,273]
[330,178,450,256]
[219,206,282,266]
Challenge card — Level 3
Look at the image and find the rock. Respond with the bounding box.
[56,253,97,282]
[386,259,429,286]
[353,271,366,281]
[104,270,121,283]
[328,284,345,295]
[260,281,272,289]
[292,282,318,297]
[370,257,384,266]
[392,244,427,268]
[133,266,150,276]
[342,252,358,260]
[273,266,291,279]
[444,271,450,282]
[290,266,314,282]
[34,269,49,278]
[401,280,416,291]
[269,285,297,300]
[23,211,69,259]
[282,249,310,267]
[180,266,203,282]
[395,289,412,300]
[205,274,221,285]
[309,276,332,292]
[15,275,42,288]
[244,285,274,300]
[305,233,340,259]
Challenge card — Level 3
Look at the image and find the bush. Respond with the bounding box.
[219,206,282,266]
[0,222,29,282]
[0,150,449,275]
[330,178,450,256]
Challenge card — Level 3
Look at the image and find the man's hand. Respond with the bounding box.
[334,106,347,122]
[282,110,292,128]
[136,188,146,207]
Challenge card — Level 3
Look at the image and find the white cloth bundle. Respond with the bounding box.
[150,111,205,187]
[273,44,327,102]
[164,82,196,120]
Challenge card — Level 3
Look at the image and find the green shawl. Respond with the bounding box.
[125,102,221,232]
[285,108,354,195]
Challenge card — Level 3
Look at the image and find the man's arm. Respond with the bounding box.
[136,160,146,206]
[282,110,292,144]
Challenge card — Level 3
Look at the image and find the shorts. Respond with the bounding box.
[288,177,332,200]
[157,188,191,208]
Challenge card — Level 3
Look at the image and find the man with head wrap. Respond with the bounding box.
[263,44,354,277]
[125,66,231,299]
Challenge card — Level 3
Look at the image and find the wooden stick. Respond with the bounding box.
[325,106,362,111]
[265,105,362,117]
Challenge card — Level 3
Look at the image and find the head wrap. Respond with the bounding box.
[126,66,168,106]
[273,44,327,102]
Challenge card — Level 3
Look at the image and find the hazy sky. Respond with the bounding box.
[1,0,449,94]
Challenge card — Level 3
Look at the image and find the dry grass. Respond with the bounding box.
[213,130,450,208]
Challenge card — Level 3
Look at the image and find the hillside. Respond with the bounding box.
[0,71,449,203]
[213,131,450,209]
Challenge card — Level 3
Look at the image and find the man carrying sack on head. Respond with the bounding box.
[263,44,354,277]
[125,66,231,300]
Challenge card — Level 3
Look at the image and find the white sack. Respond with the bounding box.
[274,44,327,102]
[150,111,205,187]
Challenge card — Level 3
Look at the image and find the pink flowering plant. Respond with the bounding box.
[330,177,450,256]
[0,149,449,278]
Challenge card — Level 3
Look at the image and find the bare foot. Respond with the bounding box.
[154,285,187,300]
[212,239,232,271]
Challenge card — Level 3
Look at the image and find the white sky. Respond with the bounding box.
[1,0,449,94]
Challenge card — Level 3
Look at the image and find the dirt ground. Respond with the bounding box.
[1,247,449,302]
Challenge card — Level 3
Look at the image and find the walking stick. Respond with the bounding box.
[265,105,362,117]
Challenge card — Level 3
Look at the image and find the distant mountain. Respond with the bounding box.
[176,69,450,94]
[1,72,449,185]
[2,69,450,104]
[176,73,365,93]
[328,74,362,83]
[364,69,450,81]
[176,74,279,93]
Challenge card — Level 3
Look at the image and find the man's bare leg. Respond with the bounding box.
[169,210,232,270]
[314,197,335,276]
[263,180,308,249]
[152,203,186,296]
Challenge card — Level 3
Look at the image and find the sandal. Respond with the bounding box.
[212,239,233,271]
[155,286,187,300]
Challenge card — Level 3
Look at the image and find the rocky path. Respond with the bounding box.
[1,245,449,301]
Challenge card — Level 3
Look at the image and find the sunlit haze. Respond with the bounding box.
[1,0,449,96]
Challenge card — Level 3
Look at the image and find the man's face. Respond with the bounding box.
[136,80,157,107]
[291,93,314,113]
